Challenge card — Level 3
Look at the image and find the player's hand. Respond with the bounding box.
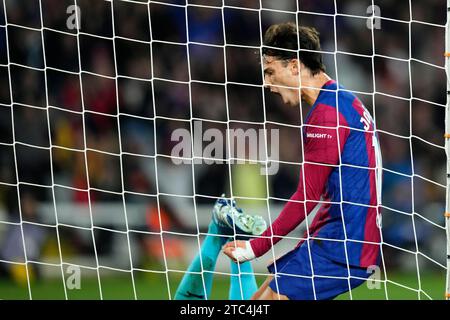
[222,240,255,263]
[223,240,246,261]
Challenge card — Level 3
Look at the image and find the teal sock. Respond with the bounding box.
[229,261,258,300]
[174,222,229,300]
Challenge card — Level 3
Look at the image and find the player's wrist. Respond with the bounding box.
[248,238,264,259]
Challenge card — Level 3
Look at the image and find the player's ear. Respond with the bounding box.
[290,59,300,76]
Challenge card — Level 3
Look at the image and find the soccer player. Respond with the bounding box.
[223,22,383,300]
[174,197,267,300]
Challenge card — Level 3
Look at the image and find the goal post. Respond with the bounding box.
[445,0,450,301]
[0,0,448,300]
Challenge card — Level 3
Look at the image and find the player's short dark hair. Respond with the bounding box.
[262,22,326,75]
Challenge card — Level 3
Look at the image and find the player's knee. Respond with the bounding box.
[273,291,289,300]
[256,286,288,300]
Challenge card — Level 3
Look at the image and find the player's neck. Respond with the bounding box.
[300,72,331,107]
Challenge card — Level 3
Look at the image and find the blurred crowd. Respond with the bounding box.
[0,0,447,279]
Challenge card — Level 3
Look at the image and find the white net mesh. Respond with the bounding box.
[0,0,448,300]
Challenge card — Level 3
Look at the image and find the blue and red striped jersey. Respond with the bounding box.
[250,79,382,268]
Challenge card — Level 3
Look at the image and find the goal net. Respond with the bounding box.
[0,0,448,300]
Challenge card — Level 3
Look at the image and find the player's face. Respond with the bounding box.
[263,55,300,106]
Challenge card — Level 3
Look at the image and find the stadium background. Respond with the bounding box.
[0,0,447,299]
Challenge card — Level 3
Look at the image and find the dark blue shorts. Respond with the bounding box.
[267,243,372,300]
